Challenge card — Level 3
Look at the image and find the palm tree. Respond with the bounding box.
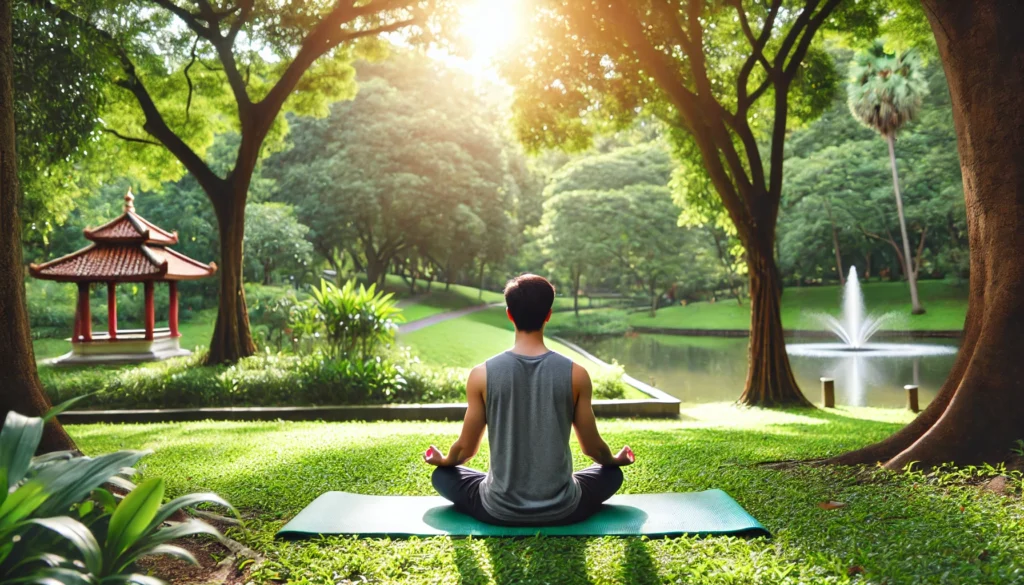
[848,41,929,315]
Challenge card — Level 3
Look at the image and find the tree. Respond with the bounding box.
[507,0,880,406]
[38,0,452,364]
[267,56,512,288]
[535,190,623,316]
[244,203,313,285]
[832,0,1024,468]
[847,41,929,314]
[0,0,76,452]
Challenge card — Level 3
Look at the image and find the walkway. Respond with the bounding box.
[398,303,502,334]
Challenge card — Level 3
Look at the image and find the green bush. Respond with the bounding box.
[547,310,631,336]
[0,401,235,584]
[41,351,466,409]
[298,279,403,360]
[591,362,628,399]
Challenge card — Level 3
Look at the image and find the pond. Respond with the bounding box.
[570,334,960,408]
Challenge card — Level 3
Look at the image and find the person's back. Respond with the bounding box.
[478,350,580,522]
[423,273,635,526]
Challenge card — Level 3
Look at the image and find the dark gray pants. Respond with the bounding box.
[431,464,623,526]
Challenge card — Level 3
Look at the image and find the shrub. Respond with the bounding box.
[0,401,235,584]
[296,280,403,360]
[591,363,628,400]
[41,351,466,409]
[547,310,631,336]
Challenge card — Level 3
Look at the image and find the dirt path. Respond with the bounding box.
[398,303,502,334]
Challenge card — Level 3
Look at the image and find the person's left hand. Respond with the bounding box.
[423,445,446,466]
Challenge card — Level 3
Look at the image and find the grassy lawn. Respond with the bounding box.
[33,311,218,361]
[630,280,968,331]
[384,276,504,323]
[398,307,649,400]
[71,405,1024,584]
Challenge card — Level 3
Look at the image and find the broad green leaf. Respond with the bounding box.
[92,488,118,514]
[34,451,149,518]
[143,544,198,565]
[98,574,166,585]
[119,520,221,572]
[0,480,49,530]
[5,566,92,585]
[104,478,165,563]
[31,516,103,575]
[145,492,237,534]
[0,411,45,487]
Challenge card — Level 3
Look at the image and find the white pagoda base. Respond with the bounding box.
[47,328,192,366]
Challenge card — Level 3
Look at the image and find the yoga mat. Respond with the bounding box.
[277,489,769,538]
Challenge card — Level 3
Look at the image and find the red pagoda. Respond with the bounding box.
[30,189,217,365]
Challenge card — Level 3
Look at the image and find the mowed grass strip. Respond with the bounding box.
[70,404,1024,585]
[628,279,968,331]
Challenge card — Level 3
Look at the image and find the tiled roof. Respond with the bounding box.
[85,213,178,245]
[29,244,216,282]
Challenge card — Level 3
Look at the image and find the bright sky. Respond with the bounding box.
[453,0,526,77]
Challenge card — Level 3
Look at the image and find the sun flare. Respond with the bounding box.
[458,0,525,68]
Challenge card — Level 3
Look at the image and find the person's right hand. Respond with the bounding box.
[613,445,635,466]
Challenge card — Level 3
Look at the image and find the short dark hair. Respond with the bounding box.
[504,274,555,332]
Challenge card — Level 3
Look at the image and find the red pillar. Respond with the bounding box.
[168,281,179,337]
[144,280,155,341]
[77,282,92,342]
[107,282,118,340]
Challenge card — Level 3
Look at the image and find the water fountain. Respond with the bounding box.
[786,266,957,358]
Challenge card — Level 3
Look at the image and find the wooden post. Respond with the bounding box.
[144,280,155,341]
[107,282,117,340]
[77,282,92,342]
[820,377,835,408]
[905,384,920,413]
[168,281,179,337]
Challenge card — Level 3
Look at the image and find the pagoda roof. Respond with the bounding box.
[83,189,178,245]
[29,188,217,283]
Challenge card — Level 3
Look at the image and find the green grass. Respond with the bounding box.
[32,310,218,361]
[630,280,968,331]
[70,405,1024,584]
[399,307,648,400]
[384,276,504,323]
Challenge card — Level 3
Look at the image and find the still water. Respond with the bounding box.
[572,334,960,408]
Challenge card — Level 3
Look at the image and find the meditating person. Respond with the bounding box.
[423,273,634,526]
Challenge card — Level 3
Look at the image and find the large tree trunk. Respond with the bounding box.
[738,237,812,407]
[833,0,1024,468]
[0,5,76,453]
[887,133,925,315]
[206,191,257,364]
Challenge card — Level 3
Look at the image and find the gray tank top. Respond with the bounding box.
[478,350,581,522]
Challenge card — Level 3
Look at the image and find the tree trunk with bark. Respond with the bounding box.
[207,190,257,364]
[739,237,812,407]
[825,201,845,285]
[832,0,1024,468]
[0,4,76,452]
[886,133,925,314]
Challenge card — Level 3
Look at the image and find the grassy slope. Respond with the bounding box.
[630,280,968,331]
[385,275,505,323]
[72,406,1024,585]
[398,307,648,400]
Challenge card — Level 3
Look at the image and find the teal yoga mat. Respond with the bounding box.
[277,490,768,538]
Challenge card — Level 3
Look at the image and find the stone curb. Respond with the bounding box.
[60,398,677,425]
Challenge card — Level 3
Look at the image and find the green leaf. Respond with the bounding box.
[92,488,118,514]
[5,566,92,585]
[0,411,46,487]
[119,520,221,571]
[0,480,49,531]
[98,574,166,585]
[31,516,103,575]
[104,478,165,564]
[34,451,149,518]
[145,492,237,534]
[43,395,94,421]
[143,544,198,565]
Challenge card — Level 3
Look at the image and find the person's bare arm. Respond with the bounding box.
[424,365,487,467]
[571,363,634,466]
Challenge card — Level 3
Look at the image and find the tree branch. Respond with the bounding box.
[34,0,225,197]
[147,0,214,40]
[101,127,161,146]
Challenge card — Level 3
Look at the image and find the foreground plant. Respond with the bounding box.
[0,399,236,584]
